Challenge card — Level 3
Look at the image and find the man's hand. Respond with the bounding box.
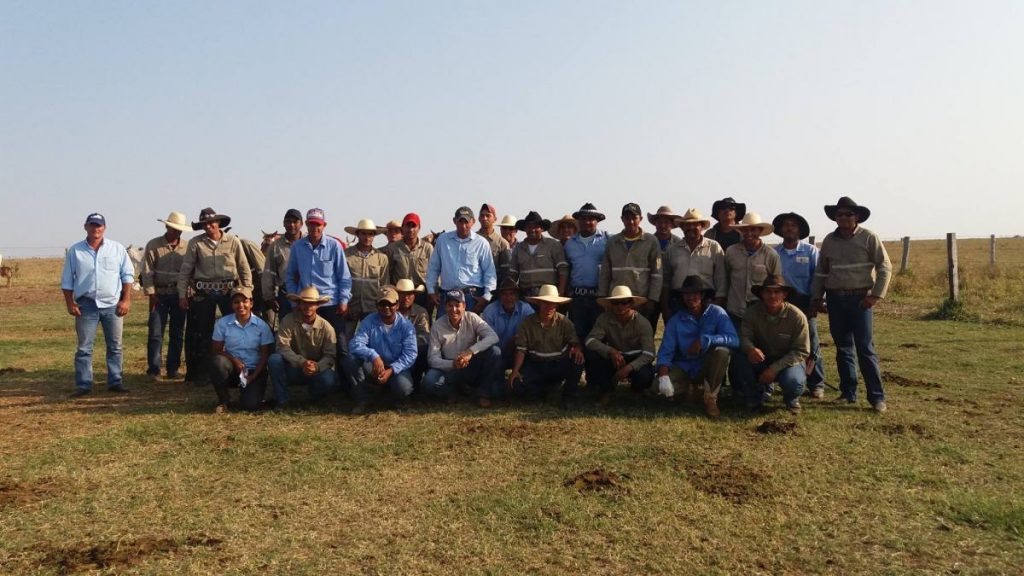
[758,366,777,385]
[179,298,190,311]
[116,300,131,317]
[453,350,473,370]
[378,367,393,384]
[608,349,625,369]
[337,302,349,317]
[302,360,318,376]
[687,339,702,356]
[569,345,585,365]
[66,302,81,317]
[269,299,280,312]
[861,295,879,310]
[372,356,386,379]
[747,348,766,364]
[614,364,632,382]
[429,293,441,308]
[149,294,159,312]
[507,370,521,390]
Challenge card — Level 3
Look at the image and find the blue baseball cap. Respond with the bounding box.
[84,213,106,226]
[445,290,465,303]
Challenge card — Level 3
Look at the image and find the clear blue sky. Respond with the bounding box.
[1,1,1021,256]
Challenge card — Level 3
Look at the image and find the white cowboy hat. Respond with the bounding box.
[675,208,711,229]
[497,215,518,228]
[732,212,774,237]
[158,211,191,232]
[344,218,386,235]
[597,285,648,308]
[286,286,331,304]
[647,205,682,226]
[394,279,424,293]
[525,284,572,306]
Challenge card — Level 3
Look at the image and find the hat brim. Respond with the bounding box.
[597,295,648,308]
[772,213,810,239]
[647,213,680,226]
[751,284,794,298]
[824,205,871,223]
[711,201,746,221]
[344,226,383,235]
[159,218,191,232]
[286,293,331,304]
[734,223,774,237]
[191,215,231,231]
[571,210,605,222]
[526,294,572,305]
[677,218,711,229]
[396,285,425,293]
[516,219,551,232]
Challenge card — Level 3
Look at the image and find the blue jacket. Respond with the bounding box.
[656,303,738,377]
[349,313,418,374]
[285,236,352,306]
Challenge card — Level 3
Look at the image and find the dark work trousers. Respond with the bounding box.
[184,291,232,382]
[514,355,584,401]
[585,350,655,395]
[210,355,267,412]
[147,292,186,376]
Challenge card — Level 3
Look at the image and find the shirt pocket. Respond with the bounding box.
[751,264,768,283]
[319,251,334,274]
[101,257,117,271]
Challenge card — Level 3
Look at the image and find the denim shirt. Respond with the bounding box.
[61,239,135,308]
[349,313,418,374]
[285,236,352,306]
[212,314,274,371]
[482,299,535,350]
[564,231,609,289]
[656,303,738,378]
[775,241,818,296]
[426,231,497,298]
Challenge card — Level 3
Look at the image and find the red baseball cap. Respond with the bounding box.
[402,213,421,227]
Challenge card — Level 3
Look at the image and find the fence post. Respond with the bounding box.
[990,234,996,269]
[946,233,959,301]
[900,236,910,274]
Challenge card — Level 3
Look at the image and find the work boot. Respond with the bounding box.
[703,393,720,418]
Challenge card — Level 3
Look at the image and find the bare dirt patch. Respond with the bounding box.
[564,469,629,494]
[884,371,942,389]
[687,460,769,504]
[755,420,797,435]
[37,535,223,573]
[460,419,545,440]
[0,478,60,508]
[899,343,922,349]
[855,421,931,438]
[0,367,27,375]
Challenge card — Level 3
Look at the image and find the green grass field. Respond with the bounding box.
[1,238,1022,574]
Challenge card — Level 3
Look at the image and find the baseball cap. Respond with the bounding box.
[284,208,303,221]
[403,213,421,227]
[84,213,106,226]
[377,286,399,305]
[231,286,253,300]
[453,207,474,222]
[445,290,465,303]
[621,203,642,217]
[479,203,496,216]
[306,208,326,224]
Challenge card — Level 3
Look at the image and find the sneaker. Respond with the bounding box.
[811,388,825,399]
[787,400,802,414]
[214,403,228,414]
[872,401,888,413]
[68,389,91,399]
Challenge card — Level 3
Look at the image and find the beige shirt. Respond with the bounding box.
[515,312,579,358]
[480,229,511,281]
[275,312,337,372]
[599,232,663,301]
[262,234,300,302]
[724,242,781,318]
[663,236,727,298]
[740,302,809,374]
[811,226,892,299]
[140,235,187,295]
[584,310,656,370]
[510,238,568,289]
[345,246,390,316]
[384,238,434,288]
[177,233,253,298]
[427,311,500,370]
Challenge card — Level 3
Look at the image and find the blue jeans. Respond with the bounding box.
[147,293,186,376]
[733,356,806,408]
[267,353,337,405]
[827,293,885,404]
[74,298,124,391]
[807,316,825,391]
[421,346,503,399]
[343,357,414,403]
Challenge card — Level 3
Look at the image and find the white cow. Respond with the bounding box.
[126,244,145,291]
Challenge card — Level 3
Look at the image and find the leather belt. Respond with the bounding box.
[194,280,235,292]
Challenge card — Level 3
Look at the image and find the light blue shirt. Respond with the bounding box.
[775,241,819,296]
[564,231,609,289]
[60,239,135,308]
[285,236,352,306]
[212,314,274,371]
[426,231,497,298]
[656,304,738,378]
[349,313,418,374]
[482,299,535,351]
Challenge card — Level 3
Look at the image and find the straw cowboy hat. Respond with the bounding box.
[498,215,518,228]
[647,205,682,225]
[344,219,386,235]
[751,274,794,298]
[158,211,191,232]
[191,207,231,231]
[772,212,810,240]
[395,279,424,293]
[526,284,572,306]
[516,211,552,231]
[597,285,648,308]
[710,197,746,221]
[732,212,774,237]
[824,196,871,223]
[675,208,711,229]
[384,219,403,231]
[671,275,715,300]
[549,214,578,236]
[572,203,605,222]
[287,286,331,304]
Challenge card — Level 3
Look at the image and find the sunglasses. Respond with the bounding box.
[377,301,397,309]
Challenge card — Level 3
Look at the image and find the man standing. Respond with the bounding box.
[648,206,682,252]
[662,208,726,320]
[262,208,304,328]
[268,287,337,409]
[383,219,404,244]
[422,291,502,407]
[736,275,809,414]
[773,212,825,398]
[508,285,585,409]
[812,197,892,412]
[563,203,609,342]
[705,197,746,251]
[498,215,519,249]
[141,211,189,379]
[585,286,656,406]
[62,213,135,397]
[285,208,352,353]
[477,203,512,283]
[178,208,252,383]
[655,276,738,417]
[426,206,497,316]
[342,218,390,341]
[345,287,418,414]
[509,211,568,297]
[384,213,434,314]
[599,203,663,330]
[549,214,579,245]
[210,287,274,413]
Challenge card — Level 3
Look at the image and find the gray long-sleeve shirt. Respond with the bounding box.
[427,311,500,370]
[811,226,892,299]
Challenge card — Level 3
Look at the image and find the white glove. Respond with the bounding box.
[238,368,248,389]
[657,375,674,397]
